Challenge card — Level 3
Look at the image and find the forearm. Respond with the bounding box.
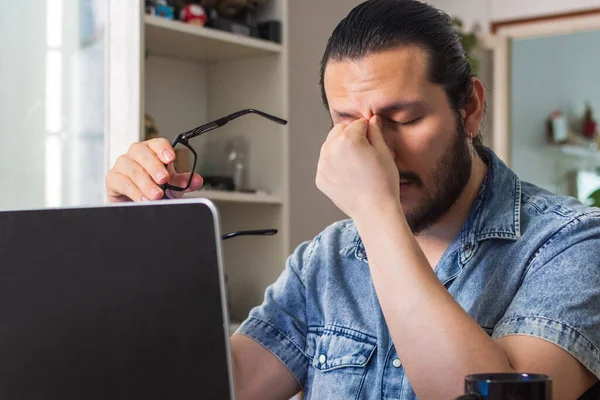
[355,205,513,399]
[231,334,300,400]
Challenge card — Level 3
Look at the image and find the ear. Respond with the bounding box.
[463,77,485,138]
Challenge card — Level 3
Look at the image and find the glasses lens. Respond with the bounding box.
[168,141,197,191]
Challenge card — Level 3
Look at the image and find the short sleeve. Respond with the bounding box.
[235,239,315,387]
[492,217,600,378]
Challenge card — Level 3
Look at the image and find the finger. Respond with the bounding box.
[146,137,176,164]
[163,170,203,199]
[368,116,389,153]
[170,172,204,192]
[131,143,170,185]
[107,172,148,202]
[166,162,177,176]
[186,174,204,191]
[344,119,368,138]
[164,163,185,199]
[106,170,132,203]
[114,155,164,200]
[164,162,202,190]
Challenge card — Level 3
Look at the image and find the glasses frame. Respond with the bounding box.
[161,109,287,196]
[160,109,288,241]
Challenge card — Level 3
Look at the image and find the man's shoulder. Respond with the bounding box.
[305,218,359,250]
[520,181,599,219]
[519,180,600,244]
[290,219,359,266]
[318,218,358,239]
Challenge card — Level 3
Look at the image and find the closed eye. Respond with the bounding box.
[401,116,423,126]
[387,116,422,126]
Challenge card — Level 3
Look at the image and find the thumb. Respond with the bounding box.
[344,118,369,138]
[368,116,389,153]
[169,172,204,190]
[164,173,204,199]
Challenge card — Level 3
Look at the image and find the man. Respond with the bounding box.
[105,0,600,398]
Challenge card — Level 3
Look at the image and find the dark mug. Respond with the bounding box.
[455,373,552,400]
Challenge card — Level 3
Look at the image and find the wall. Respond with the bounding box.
[426,0,600,32]
[287,0,361,249]
[510,30,600,194]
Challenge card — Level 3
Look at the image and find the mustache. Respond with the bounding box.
[399,171,423,186]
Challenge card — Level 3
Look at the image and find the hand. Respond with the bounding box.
[316,116,400,221]
[105,138,204,203]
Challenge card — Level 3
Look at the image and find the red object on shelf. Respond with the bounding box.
[582,103,597,139]
[180,4,208,26]
[583,120,597,139]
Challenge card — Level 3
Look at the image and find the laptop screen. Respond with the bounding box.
[0,200,232,400]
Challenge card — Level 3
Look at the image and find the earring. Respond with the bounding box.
[468,132,475,156]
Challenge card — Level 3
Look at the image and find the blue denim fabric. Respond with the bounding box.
[237,149,600,399]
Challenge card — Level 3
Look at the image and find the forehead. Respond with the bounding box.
[324,46,432,111]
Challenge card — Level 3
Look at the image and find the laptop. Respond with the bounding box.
[0,198,235,399]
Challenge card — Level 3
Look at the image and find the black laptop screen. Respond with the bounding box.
[0,201,232,400]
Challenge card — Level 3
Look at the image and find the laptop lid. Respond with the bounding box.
[0,199,234,400]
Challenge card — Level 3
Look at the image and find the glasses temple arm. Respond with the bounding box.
[180,122,220,141]
[180,109,287,142]
[222,229,278,240]
[219,109,287,126]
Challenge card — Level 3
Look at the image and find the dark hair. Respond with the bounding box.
[319,0,485,149]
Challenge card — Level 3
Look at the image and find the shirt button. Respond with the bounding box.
[319,354,327,364]
[392,358,401,368]
[463,242,473,251]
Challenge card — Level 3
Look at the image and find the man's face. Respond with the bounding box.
[324,46,473,233]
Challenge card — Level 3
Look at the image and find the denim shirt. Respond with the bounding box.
[237,149,600,399]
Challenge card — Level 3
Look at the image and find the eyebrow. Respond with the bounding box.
[332,101,427,120]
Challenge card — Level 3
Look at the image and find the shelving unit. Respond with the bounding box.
[145,15,282,62]
[141,2,289,321]
[560,144,600,161]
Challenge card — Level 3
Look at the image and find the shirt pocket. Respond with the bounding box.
[304,325,377,400]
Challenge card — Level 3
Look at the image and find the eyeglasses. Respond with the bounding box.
[161,109,288,241]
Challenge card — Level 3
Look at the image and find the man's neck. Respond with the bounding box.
[415,154,488,268]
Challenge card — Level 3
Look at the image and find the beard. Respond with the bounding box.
[402,120,473,235]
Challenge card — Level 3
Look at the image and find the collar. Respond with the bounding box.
[458,148,521,264]
[352,148,522,264]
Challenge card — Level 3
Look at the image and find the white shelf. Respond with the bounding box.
[183,189,282,204]
[560,144,600,161]
[141,1,289,321]
[144,15,282,62]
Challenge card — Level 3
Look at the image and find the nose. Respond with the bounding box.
[373,118,397,161]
